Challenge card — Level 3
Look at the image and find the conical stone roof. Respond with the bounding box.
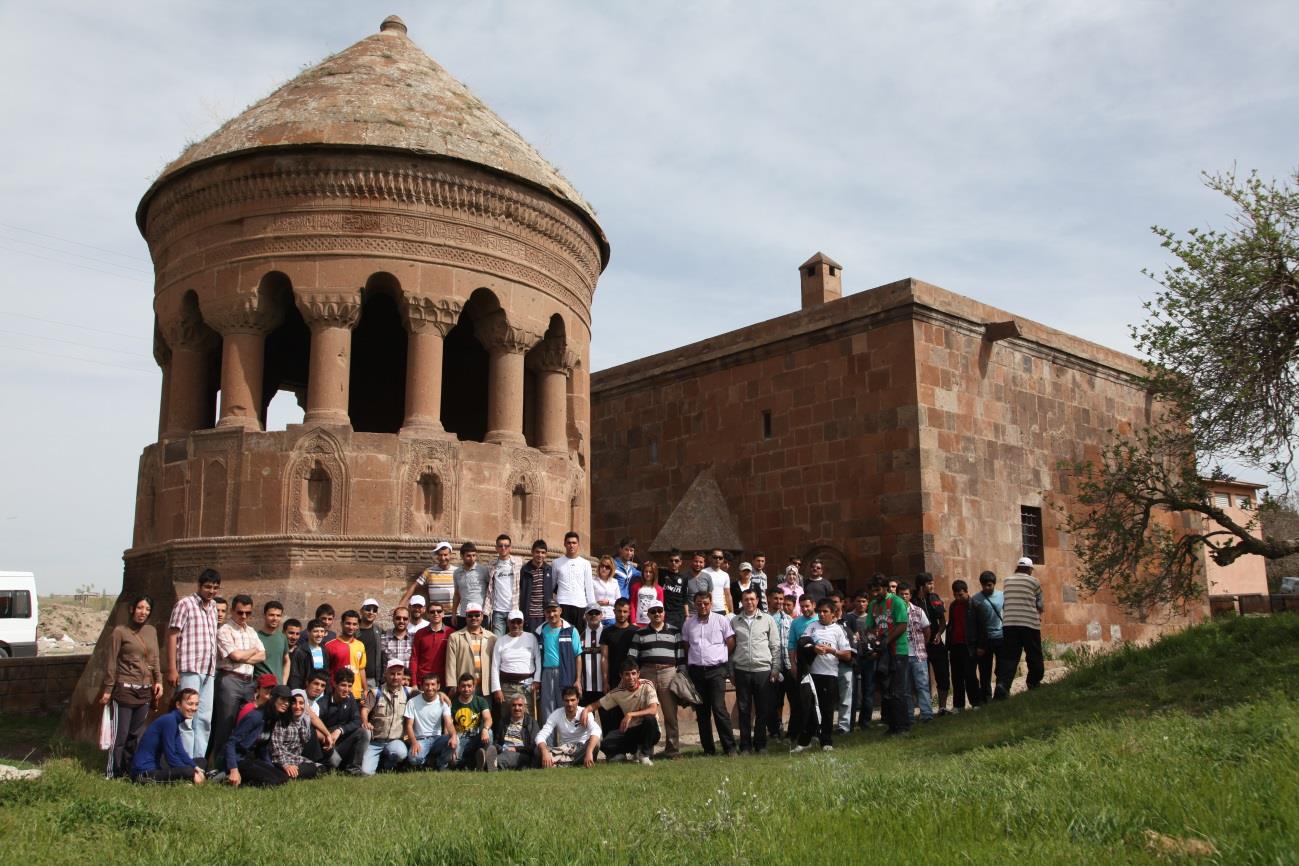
[648,466,746,553]
[143,16,601,237]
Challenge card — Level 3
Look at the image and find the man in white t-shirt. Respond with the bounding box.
[791,599,852,753]
[403,672,455,770]
[552,531,595,627]
[702,548,731,614]
[535,686,601,768]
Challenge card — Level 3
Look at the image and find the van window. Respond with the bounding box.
[0,590,32,618]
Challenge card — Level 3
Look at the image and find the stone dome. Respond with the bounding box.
[140,16,604,256]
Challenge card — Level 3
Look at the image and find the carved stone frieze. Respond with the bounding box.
[403,295,462,337]
[399,439,458,537]
[284,429,349,534]
[526,336,577,373]
[160,313,218,353]
[296,292,362,330]
[476,313,542,355]
[204,291,285,335]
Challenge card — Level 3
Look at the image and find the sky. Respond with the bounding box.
[1,1,1295,593]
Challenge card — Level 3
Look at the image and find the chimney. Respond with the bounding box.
[799,251,842,310]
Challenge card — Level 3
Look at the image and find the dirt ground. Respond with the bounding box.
[36,601,109,655]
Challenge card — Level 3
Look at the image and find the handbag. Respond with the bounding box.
[668,669,701,705]
[98,703,115,751]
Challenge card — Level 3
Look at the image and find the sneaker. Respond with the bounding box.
[484,750,497,772]
[822,745,834,752]
[639,755,654,767]
[474,750,487,770]
[608,753,626,763]
[790,744,808,754]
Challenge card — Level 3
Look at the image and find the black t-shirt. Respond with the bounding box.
[660,570,687,617]
[803,578,831,607]
[600,624,638,680]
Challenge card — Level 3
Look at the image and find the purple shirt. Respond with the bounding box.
[681,613,735,667]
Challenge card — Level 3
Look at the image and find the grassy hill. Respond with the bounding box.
[2,615,1296,865]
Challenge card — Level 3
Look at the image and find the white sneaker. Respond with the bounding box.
[790,744,808,754]
[822,745,834,752]
[639,755,653,767]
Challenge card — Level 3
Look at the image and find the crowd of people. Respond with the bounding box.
[101,531,1046,786]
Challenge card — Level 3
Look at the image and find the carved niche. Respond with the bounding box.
[285,429,349,534]
[400,440,458,537]
[505,450,540,539]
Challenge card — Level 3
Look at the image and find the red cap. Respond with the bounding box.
[257,674,278,689]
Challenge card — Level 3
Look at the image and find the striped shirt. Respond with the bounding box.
[217,622,263,676]
[169,593,217,676]
[580,625,604,693]
[628,623,683,668]
[1001,573,1044,629]
[382,630,413,668]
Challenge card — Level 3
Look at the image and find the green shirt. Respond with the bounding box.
[450,695,490,735]
[254,629,289,682]
[865,594,910,657]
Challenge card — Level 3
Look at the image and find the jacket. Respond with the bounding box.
[969,591,1004,646]
[225,705,271,770]
[728,611,780,672]
[518,562,556,621]
[536,621,581,686]
[492,713,540,763]
[317,691,362,737]
[288,642,327,690]
[445,628,497,696]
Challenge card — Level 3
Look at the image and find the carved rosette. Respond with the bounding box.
[475,314,542,355]
[403,295,462,337]
[399,440,458,536]
[296,292,362,330]
[204,292,285,335]
[284,429,349,534]
[526,335,577,373]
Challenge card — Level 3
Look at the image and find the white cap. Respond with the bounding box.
[386,658,406,669]
[739,562,753,573]
[362,597,380,608]
[410,594,427,606]
[433,541,453,553]
[507,609,525,621]
[1017,557,1034,568]
[465,602,484,614]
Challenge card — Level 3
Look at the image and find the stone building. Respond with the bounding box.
[590,256,1205,645]
[1201,479,1269,603]
[69,18,606,735]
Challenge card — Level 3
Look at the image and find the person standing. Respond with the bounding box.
[592,556,621,626]
[702,550,731,614]
[899,586,933,723]
[801,560,832,608]
[490,610,541,719]
[518,539,555,633]
[323,610,368,700]
[288,618,329,690]
[101,594,163,778]
[865,575,911,735]
[750,553,770,604]
[165,568,221,761]
[915,573,950,714]
[765,589,793,741]
[730,562,767,612]
[613,538,640,601]
[356,599,384,694]
[408,602,452,692]
[659,549,688,629]
[970,571,1004,704]
[535,602,581,718]
[445,603,496,697]
[996,558,1046,698]
[451,542,491,630]
[553,531,596,626]
[682,591,737,756]
[380,606,414,676]
[945,580,980,712]
[599,599,638,695]
[629,561,665,625]
[578,607,606,705]
[728,588,779,753]
[791,599,853,752]
[487,534,521,636]
[209,594,266,769]
[785,594,818,744]
[253,600,290,685]
[629,601,684,758]
[400,541,455,628]
[778,564,804,607]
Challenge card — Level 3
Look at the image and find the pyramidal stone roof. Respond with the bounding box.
[648,466,746,553]
[146,16,599,229]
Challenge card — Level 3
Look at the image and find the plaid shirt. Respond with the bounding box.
[169,593,217,676]
[382,630,413,669]
[269,714,312,765]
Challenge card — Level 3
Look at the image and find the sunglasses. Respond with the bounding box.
[393,616,409,622]
[362,606,379,612]
[467,613,483,618]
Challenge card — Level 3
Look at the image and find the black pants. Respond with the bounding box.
[235,758,288,787]
[855,656,876,728]
[560,605,585,629]
[208,671,254,768]
[996,626,1044,697]
[131,766,196,784]
[798,673,839,747]
[732,668,769,751]
[927,641,950,709]
[948,644,979,709]
[783,670,803,742]
[602,716,660,758]
[108,699,151,778]
[975,639,1002,704]
[880,653,911,734]
[688,664,735,755]
[764,673,789,738]
[281,762,320,781]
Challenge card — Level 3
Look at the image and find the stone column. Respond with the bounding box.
[207,294,284,430]
[527,336,575,455]
[401,296,462,435]
[476,314,541,447]
[160,316,218,439]
[297,292,361,427]
[153,328,172,440]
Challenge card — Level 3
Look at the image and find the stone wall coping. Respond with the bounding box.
[591,277,1148,395]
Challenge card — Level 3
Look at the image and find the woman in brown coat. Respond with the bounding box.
[101,594,163,777]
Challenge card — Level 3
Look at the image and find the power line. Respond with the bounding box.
[0,241,151,284]
[0,311,141,340]
[0,327,150,359]
[0,343,155,374]
[0,220,150,264]
[0,233,152,274]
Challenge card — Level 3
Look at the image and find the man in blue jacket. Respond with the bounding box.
[969,571,1004,704]
[535,602,581,718]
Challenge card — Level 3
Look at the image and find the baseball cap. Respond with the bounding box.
[362,597,380,609]
[386,658,406,669]
[1017,557,1034,568]
[585,605,603,616]
[256,674,278,689]
[433,541,452,554]
[647,601,664,612]
[410,595,426,606]
[739,562,753,573]
[465,602,484,614]
[508,609,524,621]
[269,685,293,700]
[545,601,562,610]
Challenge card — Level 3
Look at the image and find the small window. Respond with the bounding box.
[1214,493,1231,508]
[0,590,32,619]
[512,486,529,526]
[762,410,773,440]
[828,267,837,277]
[418,472,443,518]
[1020,505,1044,565]
[806,267,815,277]
[648,436,659,465]
[1237,495,1252,510]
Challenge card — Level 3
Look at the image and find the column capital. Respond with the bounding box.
[526,336,577,373]
[205,292,284,336]
[403,295,462,336]
[160,315,218,353]
[297,291,361,330]
[153,327,172,367]
[475,314,542,355]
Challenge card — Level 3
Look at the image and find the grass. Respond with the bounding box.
[1,616,1296,865]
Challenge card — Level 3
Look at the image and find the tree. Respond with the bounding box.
[1063,169,1299,613]
[1261,494,1299,593]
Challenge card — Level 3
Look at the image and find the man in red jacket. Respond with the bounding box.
[409,602,452,693]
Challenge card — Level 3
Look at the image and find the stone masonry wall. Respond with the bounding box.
[0,655,91,715]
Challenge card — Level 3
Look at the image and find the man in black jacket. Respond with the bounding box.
[519,540,555,634]
[493,693,540,769]
[316,669,370,773]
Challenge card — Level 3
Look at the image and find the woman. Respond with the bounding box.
[130,688,204,784]
[269,690,320,781]
[779,565,804,607]
[225,685,292,787]
[629,561,664,625]
[100,594,163,778]
[593,556,620,626]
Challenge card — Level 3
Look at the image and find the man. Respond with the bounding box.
[451,542,491,630]
[729,588,779,753]
[865,575,911,735]
[765,589,793,741]
[536,601,581,718]
[785,594,818,744]
[731,562,767,613]
[682,590,737,756]
[408,601,452,692]
[317,668,370,774]
[629,601,684,758]
[600,598,637,695]
[535,686,601,768]
[490,610,541,719]
[314,604,337,643]
[518,539,555,633]
[684,552,710,615]
[846,591,875,729]
[587,660,660,765]
[324,610,368,700]
[702,549,731,614]
[166,568,221,761]
[209,594,266,769]
[446,603,496,698]
[659,549,688,629]
[970,571,1004,704]
[360,659,413,775]
[215,597,229,628]
[996,557,1046,698]
[915,573,950,714]
[613,538,640,600]
[487,534,520,636]
[828,592,856,735]
[791,599,853,753]
[751,553,770,599]
[402,540,455,626]
[407,596,429,634]
[381,606,413,676]
[448,672,495,770]
[288,618,329,690]
[945,580,979,712]
[552,531,595,626]
[282,618,302,654]
[579,606,605,705]
[404,672,455,770]
[254,600,290,684]
[357,598,384,694]
[802,559,832,607]
[493,693,540,770]
[899,586,933,723]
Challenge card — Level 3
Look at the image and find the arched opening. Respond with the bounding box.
[260,273,309,431]
[512,484,530,532]
[179,290,221,431]
[306,460,332,529]
[419,472,443,520]
[440,289,499,442]
[349,274,408,433]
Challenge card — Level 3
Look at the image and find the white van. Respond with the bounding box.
[0,571,39,657]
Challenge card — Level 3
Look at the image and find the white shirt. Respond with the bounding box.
[404,692,451,738]
[490,632,541,692]
[489,556,520,613]
[702,567,730,613]
[592,575,620,620]
[536,707,601,747]
[552,556,595,608]
[803,621,851,677]
[408,619,429,634]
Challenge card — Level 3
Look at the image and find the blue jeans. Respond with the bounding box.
[907,655,933,720]
[490,612,509,636]
[177,672,214,761]
[835,663,854,733]
[453,731,492,768]
[362,738,409,775]
[408,735,453,770]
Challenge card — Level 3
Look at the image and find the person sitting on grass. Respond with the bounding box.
[225,685,292,787]
[493,693,540,770]
[317,668,370,774]
[535,686,601,768]
[361,660,414,775]
[449,672,496,771]
[404,672,456,770]
[270,690,321,782]
[130,687,204,785]
[585,659,660,766]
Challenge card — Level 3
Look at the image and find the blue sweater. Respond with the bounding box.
[131,710,196,775]
[225,706,269,771]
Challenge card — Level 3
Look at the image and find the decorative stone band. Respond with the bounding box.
[296,292,362,329]
[525,336,577,374]
[159,314,218,354]
[204,291,286,335]
[403,295,462,337]
[475,313,543,355]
